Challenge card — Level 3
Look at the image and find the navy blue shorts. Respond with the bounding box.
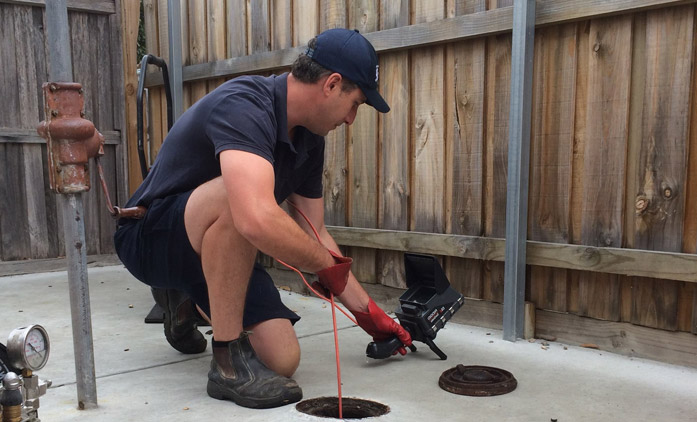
[113,190,300,328]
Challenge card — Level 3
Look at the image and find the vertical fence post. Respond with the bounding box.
[503,0,536,342]
[168,0,184,120]
[44,0,98,409]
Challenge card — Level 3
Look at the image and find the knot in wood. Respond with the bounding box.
[662,187,673,199]
[635,196,649,214]
[593,43,601,52]
[415,118,425,129]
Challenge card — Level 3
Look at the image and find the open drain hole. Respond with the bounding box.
[296,397,390,419]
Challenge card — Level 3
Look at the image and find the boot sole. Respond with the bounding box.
[207,379,302,409]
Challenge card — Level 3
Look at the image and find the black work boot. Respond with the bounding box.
[207,333,303,409]
[151,287,207,354]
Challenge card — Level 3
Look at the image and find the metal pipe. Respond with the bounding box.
[503,0,536,342]
[44,0,98,408]
[168,0,184,120]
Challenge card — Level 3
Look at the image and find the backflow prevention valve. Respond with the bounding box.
[366,253,465,360]
[37,82,104,194]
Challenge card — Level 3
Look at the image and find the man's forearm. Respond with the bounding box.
[241,204,334,273]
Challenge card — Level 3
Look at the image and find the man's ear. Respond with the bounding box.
[323,73,343,95]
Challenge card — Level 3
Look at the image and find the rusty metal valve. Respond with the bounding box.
[37,82,104,194]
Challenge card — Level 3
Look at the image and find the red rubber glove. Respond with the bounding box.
[315,250,352,296]
[352,298,413,355]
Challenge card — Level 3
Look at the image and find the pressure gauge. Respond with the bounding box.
[7,324,51,371]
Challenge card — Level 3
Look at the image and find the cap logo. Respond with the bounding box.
[375,65,379,83]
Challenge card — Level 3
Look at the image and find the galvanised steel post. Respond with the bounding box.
[503,0,536,342]
[43,0,98,409]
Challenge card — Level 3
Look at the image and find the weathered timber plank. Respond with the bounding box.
[568,21,590,314]
[293,0,318,46]
[111,0,129,205]
[320,0,347,227]
[144,0,697,87]
[270,0,291,50]
[326,226,697,283]
[346,1,378,283]
[693,288,697,334]
[96,12,119,253]
[320,0,345,30]
[454,0,487,15]
[0,254,123,276]
[0,129,121,145]
[206,0,226,92]
[675,282,694,332]
[15,6,49,259]
[685,7,697,256]
[536,309,697,368]
[529,24,575,247]
[155,0,170,155]
[349,0,378,34]
[0,5,20,127]
[634,6,692,251]
[528,24,577,312]
[226,0,247,57]
[69,12,100,255]
[0,0,115,14]
[687,5,697,334]
[97,147,118,254]
[483,31,510,303]
[625,13,646,252]
[120,0,141,194]
[578,16,633,321]
[0,6,30,260]
[31,5,61,257]
[631,276,679,330]
[156,0,169,61]
[248,0,270,53]
[630,7,693,330]
[444,0,486,300]
[187,0,207,106]
[0,144,31,260]
[96,13,114,131]
[376,0,409,289]
[412,0,445,235]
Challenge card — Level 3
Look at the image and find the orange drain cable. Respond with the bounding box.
[274,201,357,419]
[275,259,353,419]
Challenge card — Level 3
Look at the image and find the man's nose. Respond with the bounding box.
[344,108,357,125]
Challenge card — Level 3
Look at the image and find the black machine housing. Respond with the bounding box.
[366,253,465,360]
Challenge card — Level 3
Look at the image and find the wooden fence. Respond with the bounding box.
[134,0,697,364]
[0,0,127,261]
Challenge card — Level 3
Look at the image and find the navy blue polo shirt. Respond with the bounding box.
[125,73,325,208]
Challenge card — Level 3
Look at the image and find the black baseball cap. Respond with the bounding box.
[306,28,390,113]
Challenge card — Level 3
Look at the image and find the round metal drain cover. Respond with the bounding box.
[296,397,390,419]
[439,364,517,396]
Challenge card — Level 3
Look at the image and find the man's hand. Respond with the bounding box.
[315,250,352,296]
[352,298,412,355]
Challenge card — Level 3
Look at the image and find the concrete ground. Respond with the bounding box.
[1,265,696,421]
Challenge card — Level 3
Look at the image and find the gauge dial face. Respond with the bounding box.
[7,325,50,371]
[24,327,49,370]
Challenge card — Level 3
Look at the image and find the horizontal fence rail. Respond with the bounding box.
[327,227,697,283]
[143,0,697,87]
[0,0,115,14]
[0,128,121,145]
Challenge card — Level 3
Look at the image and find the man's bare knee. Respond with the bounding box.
[184,177,236,255]
[247,319,300,377]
